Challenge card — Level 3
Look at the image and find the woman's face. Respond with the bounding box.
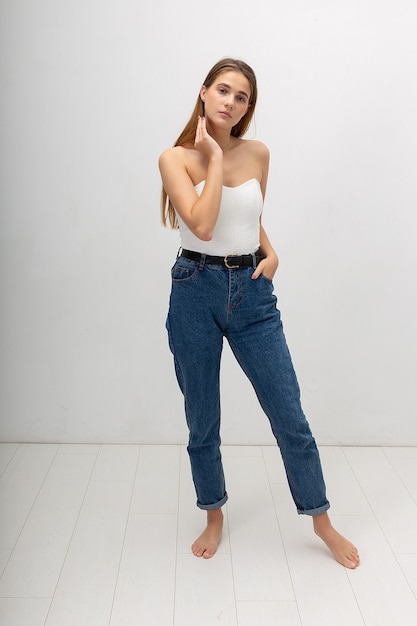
[200,70,251,131]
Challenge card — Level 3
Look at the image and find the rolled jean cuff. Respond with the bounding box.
[197,492,228,511]
[297,501,330,517]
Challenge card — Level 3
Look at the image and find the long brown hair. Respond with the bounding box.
[161,58,258,228]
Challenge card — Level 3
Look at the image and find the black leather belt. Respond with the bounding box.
[180,248,263,269]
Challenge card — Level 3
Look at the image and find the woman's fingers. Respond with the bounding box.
[252,259,277,281]
[194,117,222,157]
[194,116,205,145]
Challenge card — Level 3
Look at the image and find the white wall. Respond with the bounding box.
[1,0,416,444]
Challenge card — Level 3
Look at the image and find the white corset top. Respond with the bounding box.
[176,178,263,256]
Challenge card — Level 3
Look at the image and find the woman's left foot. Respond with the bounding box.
[313,513,360,569]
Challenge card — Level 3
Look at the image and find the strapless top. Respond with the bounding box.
[176,178,263,256]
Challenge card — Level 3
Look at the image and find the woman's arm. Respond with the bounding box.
[252,141,279,280]
[252,222,279,280]
[158,117,223,241]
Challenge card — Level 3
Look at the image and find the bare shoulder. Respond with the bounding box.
[159,145,206,188]
[243,139,270,159]
[158,145,187,170]
[237,139,270,193]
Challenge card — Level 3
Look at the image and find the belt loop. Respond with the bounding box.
[176,246,182,259]
[198,253,206,270]
[251,252,257,268]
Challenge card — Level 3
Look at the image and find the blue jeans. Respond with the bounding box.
[166,254,330,516]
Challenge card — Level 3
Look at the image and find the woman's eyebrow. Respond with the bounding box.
[217,82,249,99]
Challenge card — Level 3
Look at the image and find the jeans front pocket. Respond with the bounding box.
[259,272,274,287]
[171,258,199,282]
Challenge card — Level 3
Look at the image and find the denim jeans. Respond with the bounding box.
[166,254,330,516]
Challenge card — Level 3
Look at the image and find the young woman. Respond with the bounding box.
[159,58,360,568]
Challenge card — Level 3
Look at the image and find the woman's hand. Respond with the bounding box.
[194,116,223,159]
[252,252,279,281]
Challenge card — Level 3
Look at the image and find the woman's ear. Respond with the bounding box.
[200,85,206,101]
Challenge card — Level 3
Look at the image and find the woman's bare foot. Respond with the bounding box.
[313,512,360,569]
[192,508,223,559]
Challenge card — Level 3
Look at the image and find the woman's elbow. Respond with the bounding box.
[193,226,213,241]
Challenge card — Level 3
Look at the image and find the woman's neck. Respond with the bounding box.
[206,122,233,151]
[215,137,232,152]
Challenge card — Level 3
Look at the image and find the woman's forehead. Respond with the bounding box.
[212,70,251,93]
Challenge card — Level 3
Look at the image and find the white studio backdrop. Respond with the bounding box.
[1,0,416,444]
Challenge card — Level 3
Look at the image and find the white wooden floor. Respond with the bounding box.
[0,444,416,626]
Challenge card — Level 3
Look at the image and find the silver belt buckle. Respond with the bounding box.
[224,254,239,269]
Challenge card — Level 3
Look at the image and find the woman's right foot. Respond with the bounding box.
[192,509,224,559]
